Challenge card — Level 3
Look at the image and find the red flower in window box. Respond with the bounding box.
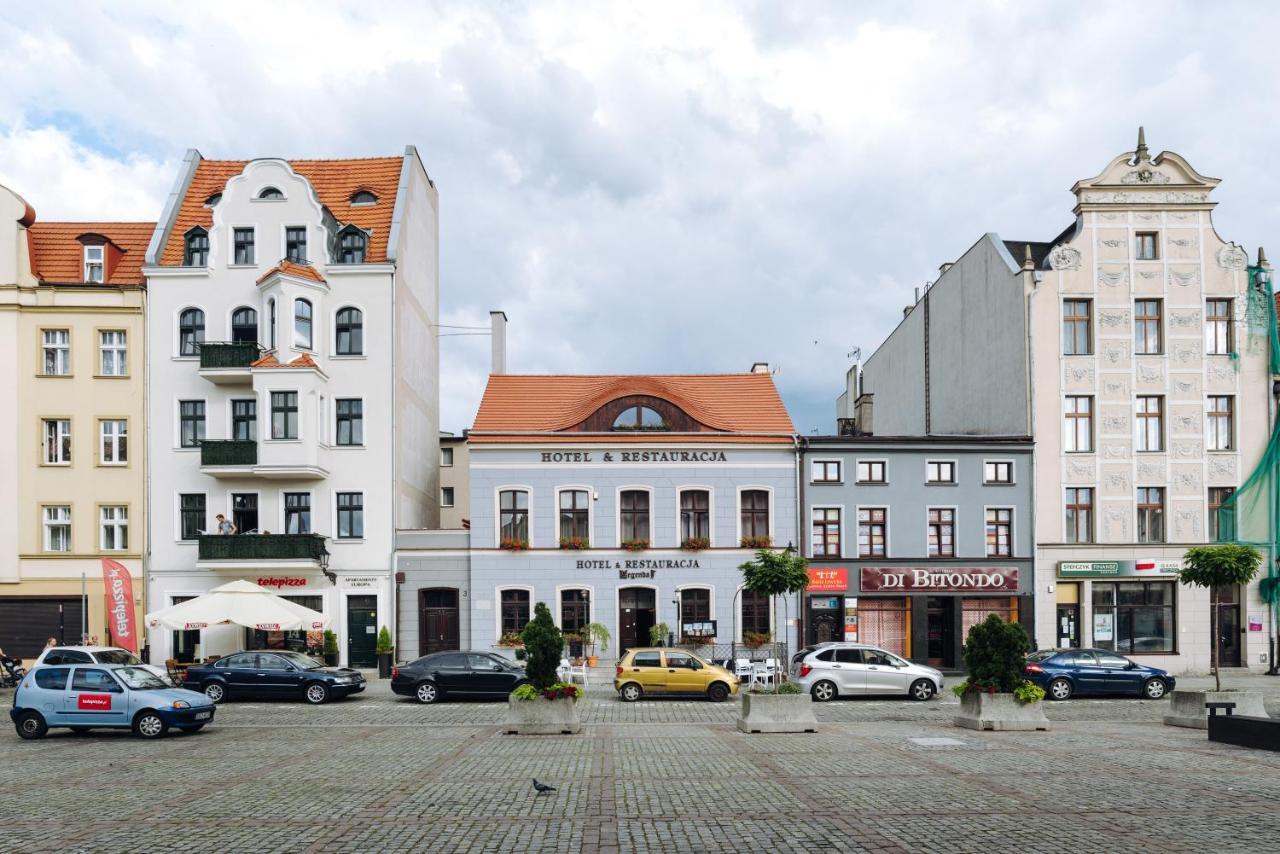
[620,538,649,552]
[499,538,529,551]
[740,535,773,549]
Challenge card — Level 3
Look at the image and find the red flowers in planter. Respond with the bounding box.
[500,538,529,551]
[542,683,581,701]
[740,535,772,549]
[620,538,649,552]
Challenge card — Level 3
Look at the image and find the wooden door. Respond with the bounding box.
[419,588,460,657]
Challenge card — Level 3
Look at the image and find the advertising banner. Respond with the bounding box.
[807,567,848,592]
[1057,559,1181,578]
[860,566,1018,593]
[101,558,138,653]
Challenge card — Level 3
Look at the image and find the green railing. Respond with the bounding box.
[198,533,327,562]
[199,341,262,370]
[200,440,257,467]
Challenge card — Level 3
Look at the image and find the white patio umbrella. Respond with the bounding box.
[146,579,329,631]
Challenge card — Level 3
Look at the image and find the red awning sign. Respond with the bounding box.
[807,568,848,592]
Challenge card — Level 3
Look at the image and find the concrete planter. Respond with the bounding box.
[953,692,1051,732]
[1163,690,1271,729]
[736,692,817,734]
[504,695,581,735]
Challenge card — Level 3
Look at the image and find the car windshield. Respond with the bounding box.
[274,651,322,670]
[94,650,143,665]
[115,667,168,690]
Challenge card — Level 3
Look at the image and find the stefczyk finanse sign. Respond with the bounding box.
[860,566,1019,592]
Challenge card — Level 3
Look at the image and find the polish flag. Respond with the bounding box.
[1135,560,1157,572]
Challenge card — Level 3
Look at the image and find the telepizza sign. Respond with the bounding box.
[100,558,138,653]
[77,694,113,711]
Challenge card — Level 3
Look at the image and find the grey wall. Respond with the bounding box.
[861,299,925,434]
[396,530,471,661]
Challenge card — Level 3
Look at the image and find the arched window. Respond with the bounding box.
[184,227,208,266]
[231,306,258,344]
[337,227,366,264]
[257,186,284,200]
[268,298,277,350]
[293,299,313,350]
[335,307,363,355]
[612,405,667,431]
[350,190,378,205]
[178,308,205,356]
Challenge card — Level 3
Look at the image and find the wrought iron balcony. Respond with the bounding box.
[200,440,257,467]
[198,341,263,370]
[198,533,328,562]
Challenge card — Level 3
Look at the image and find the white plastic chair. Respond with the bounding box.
[556,658,571,682]
[567,659,588,686]
[750,661,773,690]
[733,658,754,681]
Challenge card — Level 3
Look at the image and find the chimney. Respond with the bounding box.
[854,393,874,436]
[490,310,507,375]
[750,362,769,374]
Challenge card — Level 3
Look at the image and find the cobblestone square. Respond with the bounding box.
[3,679,1279,853]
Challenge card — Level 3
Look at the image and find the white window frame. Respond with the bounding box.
[735,485,775,546]
[440,486,455,508]
[100,505,128,551]
[984,505,1015,558]
[674,583,716,640]
[99,330,127,376]
[333,396,365,447]
[1207,395,1235,452]
[495,584,535,641]
[926,505,958,559]
[675,485,714,547]
[615,485,655,547]
[440,447,454,466]
[43,505,71,552]
[83,245,104,282]
[333,490,365,541]
[553,584,595,631]
[99,419,127,465]
[42,329,70,375]
[494,485,533,547]
[983,459,1015,484]
[556,485,595,545]
[855,504,889,559]
[925,459,957,484]
[855,458,888,484]
[43,418,71,465]
[809,458,843,484]
[809,504,844,559]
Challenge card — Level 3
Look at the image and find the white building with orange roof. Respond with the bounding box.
[142,149,440,668]
[0,183,150,661]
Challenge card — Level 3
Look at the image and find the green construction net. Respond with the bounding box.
[1217,264,1280,605]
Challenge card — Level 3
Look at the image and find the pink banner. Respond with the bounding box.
[101,558,138,653]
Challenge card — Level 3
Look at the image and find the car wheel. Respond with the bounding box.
[14,711,47,740]
[304,682,331,705]
[706,682,730,703]
[414,681,439,704]
[69,727,93,734]
[811,680,838,702]
[132,711,168,739]
[179,725,205,733]
[1047,678,1073,701]
[1143,678,1167,700]
[619,682,643,702]
[909,679,936,701]
[203,681,227,704]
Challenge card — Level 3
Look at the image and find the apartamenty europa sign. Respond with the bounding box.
[860,566,1019,593]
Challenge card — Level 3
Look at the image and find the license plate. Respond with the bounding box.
[195,712,211,720]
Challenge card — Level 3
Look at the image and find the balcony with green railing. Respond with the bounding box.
[199,440,257,472]
[197,341,263,383]
[198,533,328,563]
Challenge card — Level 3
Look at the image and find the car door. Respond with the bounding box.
[625,650,664,692]
[1066,651,1104,694]
[862,648,909,694]
[661,651,703,694]
[219,653,264,696]
[257,653,304,697]
[1095,651,1143,694]
[831,648,868,694]
[27,667,71,719]
[426,653,472,694]
[468,654,513,695]
[64,667,129,726]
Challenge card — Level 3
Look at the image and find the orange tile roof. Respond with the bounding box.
[158,156,404,266]
[250,353,320,369]
[471,374,795,443]
[28,221,154,285]
[255,260,326,285]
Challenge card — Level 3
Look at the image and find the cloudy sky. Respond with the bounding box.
[2,1,1278,434]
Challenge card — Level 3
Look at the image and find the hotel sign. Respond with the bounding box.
[861,566,1019,593]
[1057,559,1181,579]
[540,450,729,463]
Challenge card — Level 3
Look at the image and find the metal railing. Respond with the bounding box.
[200,440,257,467]
[198,533,327,561]
[677,641,790,666]
[198,341,263,370]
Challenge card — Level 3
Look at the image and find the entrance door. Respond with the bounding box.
[419,589,460,656]
[618,587,656,654]
[807,596,841,645]
[346,595,378,668]
[1056,604,1080,649]
[926,597,955,667]
[1213,586,1242,668]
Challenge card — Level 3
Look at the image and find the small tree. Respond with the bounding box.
[520,602,564,691]
[962,614,1031,694]
[739,547,809,686]
[1180,544,1263,691]
[375,626,394,656]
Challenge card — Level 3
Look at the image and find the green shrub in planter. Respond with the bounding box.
[520,602,563,691]
[961,614,1031,694]
[375,626,393,656]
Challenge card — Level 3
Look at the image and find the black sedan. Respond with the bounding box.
[184,650,365,705]
[1024,648,1175,700]
[391,651,528,704]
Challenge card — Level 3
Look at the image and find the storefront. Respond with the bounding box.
[1056,559,1182,656]
[803,564,1032,670]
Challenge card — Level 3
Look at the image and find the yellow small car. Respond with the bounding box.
[614,647,739,702]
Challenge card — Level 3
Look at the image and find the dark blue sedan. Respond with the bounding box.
[1024,648,1175,701]
[183,650,365,705]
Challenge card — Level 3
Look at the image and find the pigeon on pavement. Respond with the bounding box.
[532,778,557,795]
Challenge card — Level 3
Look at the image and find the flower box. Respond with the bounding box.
[740,535,772,549]
[680,537,710,552]
[500,538,529,551]
[558,536,589,550]
[621,538,649,552]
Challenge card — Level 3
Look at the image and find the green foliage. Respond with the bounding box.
[680,536,710,551]
[520,602,563,690]
[1180,545,1263,589]
[951,681,968,699]
[322,630,338,655]
[621,538,649,552]
[649,622,671,646]
[775,681,801,695]
[961,614,1031,694]
[1013,680,1046,705]
[511,683,539,701]
[584,622,610,655]
[738,548,809,598]
[375,626,393,655]
[558,536,589,550]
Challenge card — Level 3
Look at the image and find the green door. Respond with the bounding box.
[346,595,378,668]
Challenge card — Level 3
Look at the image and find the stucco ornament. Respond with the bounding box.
[1169,310,1200,328]
[1103,380,1128,397]
[1174,414,1199,434]
[1168,268,1200,287]
[1048,245,1081,271]
[1102,415,1128,433]
[1174,471,1200,491]
[1103,346,1126,365]
[1099,310,1129,328]
[1169,237,1197,248]
[1106,471,1130,490]
[1138,462,1162,480]
[1173,345,1199,364]
[1175,509,1201,540]
[1209,457,1235,479]
[1101,239,1126,248]
[1137,365,1164,385]
[1103,506,1129,539]
[1065,366,1095,385]
[1168,212,1197,223]
[1120,167,1171,185]
[1066,460,1094,480]
[1217,246,1248,271]
[1097,267,1128,287]
[1207,364,1234,383]
[1102,444,1130,460]
[1082,191,1208,204]
[1136,270,1160,280]
[1173,441,1202,459]
[1173,378,1198,395]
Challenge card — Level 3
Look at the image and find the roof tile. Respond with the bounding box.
[255,260,326,285]
[28,221,154,285]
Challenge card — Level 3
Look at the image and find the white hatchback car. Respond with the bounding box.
[35,646,173,686]
[792,643,943,701]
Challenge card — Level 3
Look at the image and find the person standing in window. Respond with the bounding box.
[215,514,237,536]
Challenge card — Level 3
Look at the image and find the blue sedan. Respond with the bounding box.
[11,664,215,739]
[1024,648,1175,701]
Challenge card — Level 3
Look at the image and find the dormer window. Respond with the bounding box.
[350,190,377,206]
[204,193,222,207]
[258,186,284,200]
[184,227,209,267]
[612,406,668,431]
[83,245,104,283]
[337,227,366,264]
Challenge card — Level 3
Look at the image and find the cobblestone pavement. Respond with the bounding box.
[3,678,1280,853]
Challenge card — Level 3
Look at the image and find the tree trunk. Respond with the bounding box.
[1211,585,1220,692]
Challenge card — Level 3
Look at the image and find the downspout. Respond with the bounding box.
[794,432,805,654]
[142,283,152,664]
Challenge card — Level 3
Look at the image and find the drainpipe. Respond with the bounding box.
[794,432,805,655]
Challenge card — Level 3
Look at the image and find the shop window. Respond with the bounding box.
[857,599,908,657]
[961,598,1014,640]
[1092,582,1175,653]
[500,589,531,635]
[246,595,323,653]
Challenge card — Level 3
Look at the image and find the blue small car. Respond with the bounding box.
[1024,648,1175,701]
[10,664,216,739]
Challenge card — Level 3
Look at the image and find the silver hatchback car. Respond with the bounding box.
[791,643,943,701]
